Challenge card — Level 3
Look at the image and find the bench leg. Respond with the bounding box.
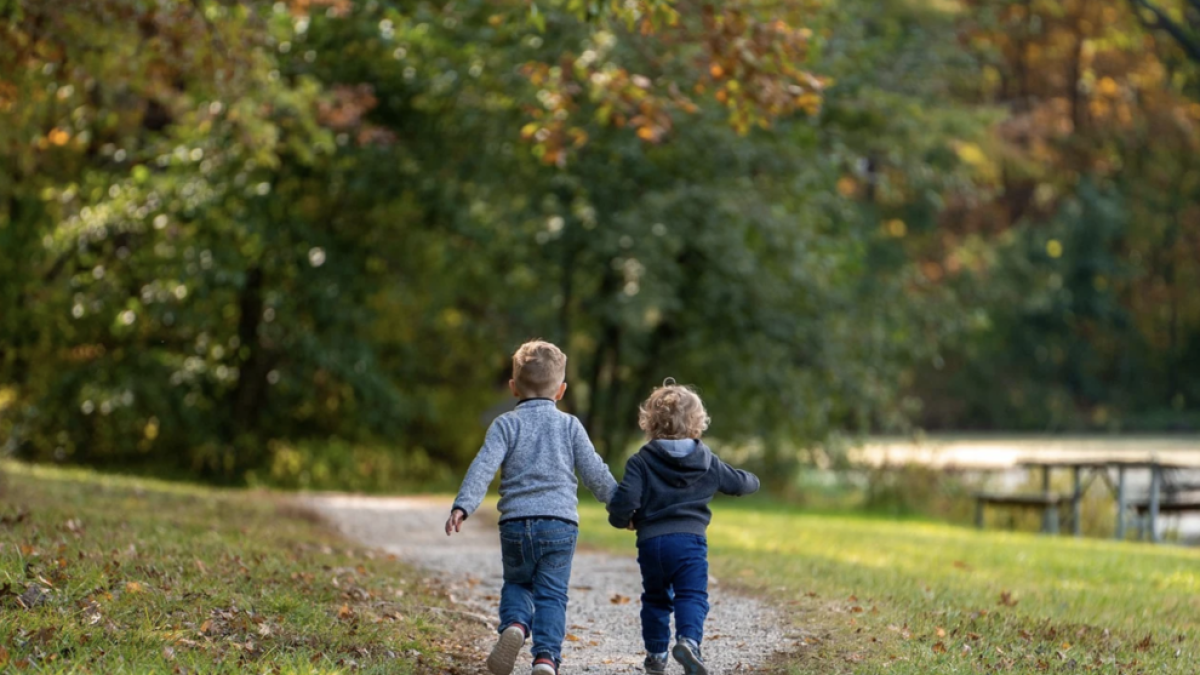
[1115,466,1127,541]
[975,500,984,529]
[1080,466,1089,533]
[1041,466,1055,534]
[1045,503,1060,535]
[1149,465,1162,544]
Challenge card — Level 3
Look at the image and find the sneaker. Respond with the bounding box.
[487,624,527,675]
[531,656,557,675]
[644,652,669,674]
[672,637,708,675]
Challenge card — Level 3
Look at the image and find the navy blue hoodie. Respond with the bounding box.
[607,439,760,542]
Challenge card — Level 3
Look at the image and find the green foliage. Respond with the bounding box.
[0,0,989,483]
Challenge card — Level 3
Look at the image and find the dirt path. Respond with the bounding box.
[307,495,788,674]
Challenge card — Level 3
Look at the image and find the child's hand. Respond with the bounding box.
[445,508,466,536]
[626,511,637,531]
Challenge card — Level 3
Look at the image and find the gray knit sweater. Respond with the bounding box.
[452,399,618,524]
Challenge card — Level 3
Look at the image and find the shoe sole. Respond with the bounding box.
[672,643,708,675]
[487,626,525,675]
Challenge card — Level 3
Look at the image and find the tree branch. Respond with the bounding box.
[1129,0,1200,64]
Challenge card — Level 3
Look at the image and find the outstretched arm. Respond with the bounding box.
[572,418,619,504]
[716,457,760,496]
[607,456,645,529]
[447,419,509,535]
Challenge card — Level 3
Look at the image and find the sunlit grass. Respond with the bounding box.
[578,498,1200,673]
[0,462,469,674]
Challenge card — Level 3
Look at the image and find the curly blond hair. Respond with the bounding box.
[638,380,710,440]
[512,340,567,398]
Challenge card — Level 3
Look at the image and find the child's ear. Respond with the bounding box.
[554,381,567,401]
[509,379,520,398]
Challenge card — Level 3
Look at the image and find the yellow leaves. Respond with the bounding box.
[1097,77,1119,97]
[0,387,16,412]
[1046,239,1063,258]
[125,581,144,593]
[636,127,656,141]
[48,128,71,146]
[956,142,988,167]
[144,418,160,441]
[885,219,907,238]
[337,604,354,620]
[837,176,858,197]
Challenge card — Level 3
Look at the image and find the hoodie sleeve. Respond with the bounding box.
[452,418,509,516]
[715,457,760,497]
[572,417,619,504]
[607,455,645,529]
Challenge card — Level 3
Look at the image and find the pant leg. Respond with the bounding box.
[663,534,709,645]
[498,522,534,634]
[529,521,578,665]
[637,536,673,654]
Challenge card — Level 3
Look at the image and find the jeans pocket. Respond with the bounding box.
[537,533,577,570]
[500,534,525,571]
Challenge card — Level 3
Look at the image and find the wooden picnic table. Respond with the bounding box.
[1018,458,1199,543]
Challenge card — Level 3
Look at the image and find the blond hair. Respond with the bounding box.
[638,380,710,440]
[512,340,567,398]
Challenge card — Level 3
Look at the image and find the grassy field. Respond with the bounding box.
[0,463,479,674]
[578,499,1199,674]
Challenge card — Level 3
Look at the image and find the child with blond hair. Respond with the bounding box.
[607,380,760,675]
[447,340,618,675]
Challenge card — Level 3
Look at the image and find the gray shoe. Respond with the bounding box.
[487,624,526,675]
[672,638,708,675]
[644,652,669,674]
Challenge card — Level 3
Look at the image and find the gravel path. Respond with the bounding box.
[307,495,788,674]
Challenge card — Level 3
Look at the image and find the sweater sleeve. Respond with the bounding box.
[452,418,509,515]
[572,417,619,504]
[716,457,760,497]
[607,455,645,529]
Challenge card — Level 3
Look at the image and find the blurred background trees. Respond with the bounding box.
[1,0,1197,489]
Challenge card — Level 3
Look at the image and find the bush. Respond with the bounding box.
[246,439,455,494]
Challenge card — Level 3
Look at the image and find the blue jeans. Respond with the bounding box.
[637,533,709,653]
[498,518,578,666]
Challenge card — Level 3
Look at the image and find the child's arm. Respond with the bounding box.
[446,419,509,535]
[716,457,760,496]
[607,456,645,529]
[571,418,619,504]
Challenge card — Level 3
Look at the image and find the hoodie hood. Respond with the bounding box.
[641,439,712,488]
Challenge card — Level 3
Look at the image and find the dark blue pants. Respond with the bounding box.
[497,518,578,665]
[636,533,709,653]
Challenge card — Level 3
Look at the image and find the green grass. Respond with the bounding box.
[0,462,476,674]
[578,498,1200,674]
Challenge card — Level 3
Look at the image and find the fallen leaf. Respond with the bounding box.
[337,604,353,620]
[936,627,946,638]
[565,634,581,642]
[199,620,212,635]
[609,594,631,605]
[1136,634,1153,652]
[932,641,947,654]
[125,581,143,594]
[999,591,1018,607]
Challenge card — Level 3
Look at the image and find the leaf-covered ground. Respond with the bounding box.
[0,463,485,674]
[579,500,1200,674]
